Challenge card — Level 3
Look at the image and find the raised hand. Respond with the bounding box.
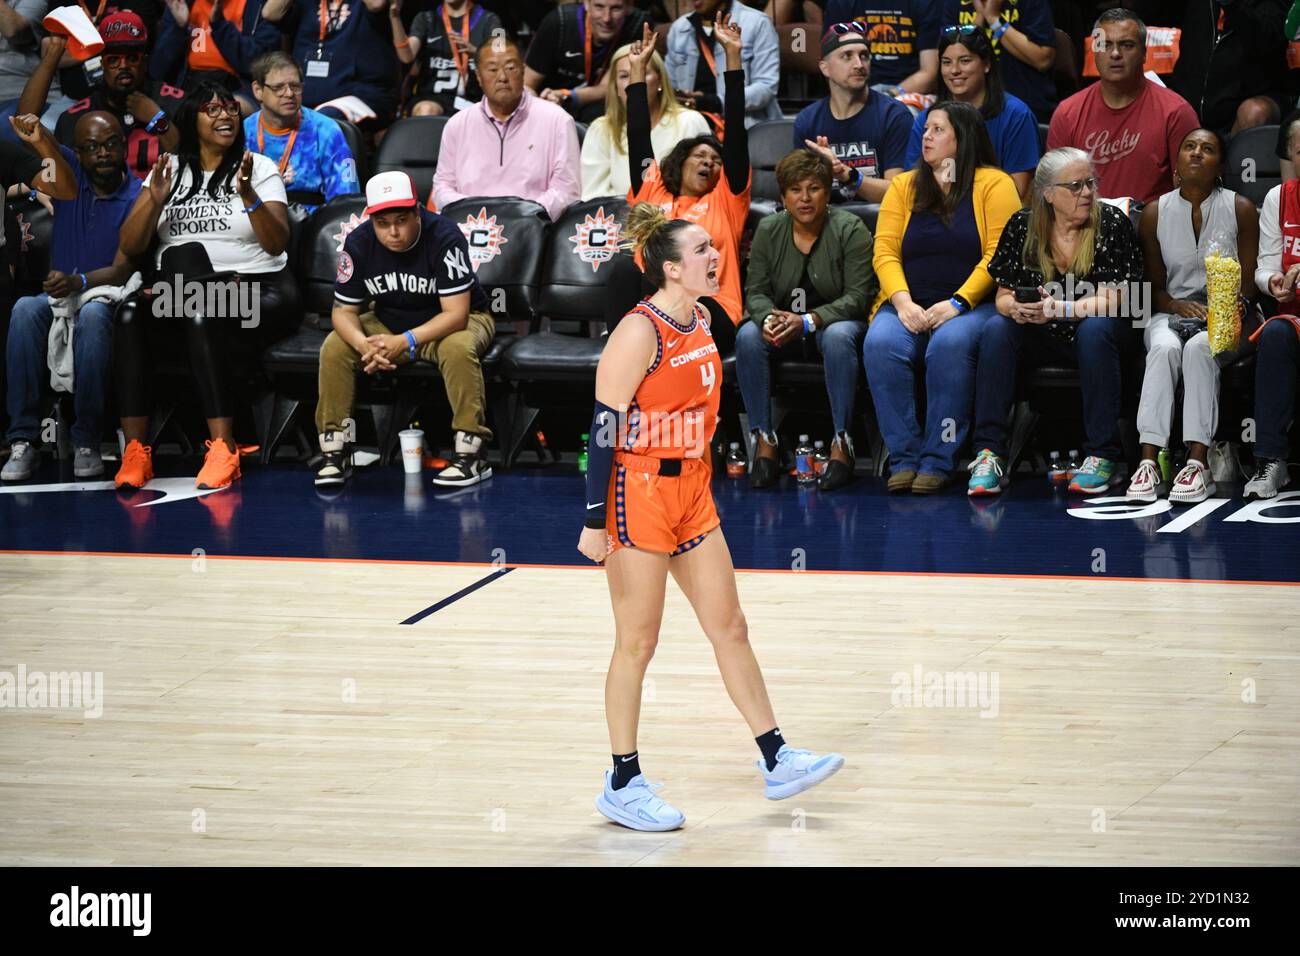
[714,9,743,69]
[627,22,657,83]
[8,113,44,145]
[147,153,174,205]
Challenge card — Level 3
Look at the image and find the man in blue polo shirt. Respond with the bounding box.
[3,111,141,482]
[315,171,495,488]
[794,23,913,204]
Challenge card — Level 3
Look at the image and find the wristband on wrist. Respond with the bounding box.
[948,296,969,314]
[1061,298,1074,319]
[76,272,87,291]
[404,330,418,358]
[242,197,262,213]
[802,313,815,333]
[145,109,166,133]
[847,166,863,190]
[990,19,1009,41]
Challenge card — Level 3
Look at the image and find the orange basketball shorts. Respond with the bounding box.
[605,453,720,556]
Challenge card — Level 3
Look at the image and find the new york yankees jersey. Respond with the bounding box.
[334,208,489,332]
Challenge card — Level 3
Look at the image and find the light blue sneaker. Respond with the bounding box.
[595,770,685,831]
[967,448,1007,496]
[1069,456,1120,494]
[758,744,845,800]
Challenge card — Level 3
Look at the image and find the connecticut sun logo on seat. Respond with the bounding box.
[458,208,508,271]
[332,212,369,252]
[569,206,622,272]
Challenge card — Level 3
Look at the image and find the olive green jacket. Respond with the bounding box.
[743,206,877,327]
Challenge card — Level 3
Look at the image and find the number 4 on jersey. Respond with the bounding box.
[700,362,716,395]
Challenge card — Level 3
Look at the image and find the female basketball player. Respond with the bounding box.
[576,204,845,831]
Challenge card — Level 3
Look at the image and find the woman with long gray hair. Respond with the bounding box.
[968,146,1143,496]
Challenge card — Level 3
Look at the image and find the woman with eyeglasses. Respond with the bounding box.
[968,147,1144,497]
[112,81,300,492]
[1126,129,1258,505]
[905,25,1039,201]
[862,100,1020,495]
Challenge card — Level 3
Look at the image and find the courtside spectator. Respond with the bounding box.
[905,24,1038,200]
[796,23,911,204]
[244,51,360,216]
[1245,126,1300,501]
[393,0,503,117]
[319,171,495,489]
[664,0,781,128]
[261,0,399,129]
[2,112,138,483]
[1128,129,1258,505]
[1047,8,1198,205]
[609,17,750,355]
[431,34,581,221]
[970,147,1143,497]
[580,41,709,200]
[150,0,280,113]
[1168,0,1288,136]
[113,82,299,491]
[863,100,1019,495]
[738,149,877,492]
[822,0,939,96]
[525,0,647,124]
[26,16,186,180]
[940,0,1057,123]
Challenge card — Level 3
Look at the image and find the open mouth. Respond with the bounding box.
[213,122,235,136]
[706,268,718,282]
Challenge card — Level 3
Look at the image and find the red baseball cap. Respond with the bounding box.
[99,10,149,50]
[364,171,420,216]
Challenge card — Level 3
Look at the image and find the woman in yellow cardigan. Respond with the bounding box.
[862,100,1021,494]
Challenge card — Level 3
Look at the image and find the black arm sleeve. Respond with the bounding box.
[627,80,654,195]
[721,69,748,196]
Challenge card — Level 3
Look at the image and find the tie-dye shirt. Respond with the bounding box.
[243,106,361,214]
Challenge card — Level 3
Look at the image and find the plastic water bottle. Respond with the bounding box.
[1157,447,1172,485]
[795,434,816,483]
[726,442,746,478]
[813,440,829,476]
[578,433,589,474]
[1065,449,1081,482]
[1047,450,1066,486]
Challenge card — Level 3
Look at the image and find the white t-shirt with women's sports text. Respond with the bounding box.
[145,152,289,274]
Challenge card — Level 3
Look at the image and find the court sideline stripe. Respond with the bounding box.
[2,549,1298,588]
[399,566,515,625]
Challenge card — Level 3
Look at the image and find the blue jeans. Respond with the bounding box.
[1254,319,1299,459]
[972,314,1126,460]
[735,317,868,436]
[5,294,115,448]
[862,302,995,477]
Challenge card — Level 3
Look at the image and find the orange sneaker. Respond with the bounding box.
[196,439,242,489]
[115,440,154,490]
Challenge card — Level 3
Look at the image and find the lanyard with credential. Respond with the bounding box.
[78,0,108,22]
[258,114,300,179]
[318,0,346,54]
[440,2,474,93]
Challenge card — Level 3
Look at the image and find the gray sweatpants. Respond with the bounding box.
[1136,314,1220,448]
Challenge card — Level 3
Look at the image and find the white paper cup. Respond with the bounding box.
[399,429,424,474]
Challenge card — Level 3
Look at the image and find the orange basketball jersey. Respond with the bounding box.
[619,300,722,461]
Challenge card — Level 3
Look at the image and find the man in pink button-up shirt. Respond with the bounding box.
[431,35,582,221]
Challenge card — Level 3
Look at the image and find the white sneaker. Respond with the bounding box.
[595,770,685,831]
[1125,458,1165,503]
[1,441,37,481]
[1168,459,1215,504]
[431,430,492,487]
[1244,458,1290,501]
[757,744,845,800]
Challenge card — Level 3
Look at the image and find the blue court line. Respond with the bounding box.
[399,567,516,625]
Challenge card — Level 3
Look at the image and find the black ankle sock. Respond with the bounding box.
[756,728,786,771]
[611,752,641,790]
